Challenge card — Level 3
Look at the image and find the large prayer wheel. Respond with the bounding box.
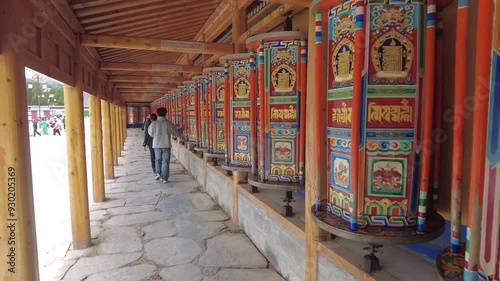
[170,89,181,125]
[311,0,444,244]
[246,31,307,191]
[219,53,254,173]
[193,75,209,152]
[140,106,150,123]
[175,90,182,126]
[184,81,197,145]
[203,67,226,156]
[178,85,188,140]
[127,106,138,128]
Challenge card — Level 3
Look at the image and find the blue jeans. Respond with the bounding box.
[149,145,156,172]
[154,148,171,180]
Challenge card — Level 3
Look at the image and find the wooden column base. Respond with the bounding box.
[186,143,195,151]
[232,171,248,225]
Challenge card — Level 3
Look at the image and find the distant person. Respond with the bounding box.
[143,114,158,174]
[53,118,62,136]
[62,115,65,131]
[41,118,48,135]
[148,107,183,183]
[33,119,41,137]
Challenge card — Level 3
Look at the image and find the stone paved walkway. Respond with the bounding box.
[45,129,285,281]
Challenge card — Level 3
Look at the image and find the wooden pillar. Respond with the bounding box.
[119,103,124,151]
[115,101,122,157]
[111,94,119,164]
[64,33,91,249]
[90,73,105,203]
[233,171,247,225]
[203,155,208,192]
[122,104,126,147]
[101,97,115,179]
[0,1,40,278]
[305,7,328,281]
[232,0,247,53]
[110,93,118,166]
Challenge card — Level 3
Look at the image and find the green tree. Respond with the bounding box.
[26,78,64,106]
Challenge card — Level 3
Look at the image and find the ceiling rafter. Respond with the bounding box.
[81,34,233,55]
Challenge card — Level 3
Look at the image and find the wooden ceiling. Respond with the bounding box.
[64,0,308,104]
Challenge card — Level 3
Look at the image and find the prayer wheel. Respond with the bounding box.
[246,31,307,191]
[178,85,188,140]
[140,106,150,123]
[203,67,226,156]
[126,106,138,128]
[219,53,254,173]
[184,81,198,145]
[311,0,444,244]
[175,90,182,126]
[170,89,181,125]
[193,75,209,152]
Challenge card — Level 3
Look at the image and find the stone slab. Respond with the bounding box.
[176,210,230,222]
[62,253,141,281]
[90,210,108,221]
[159,264,203,281]
[85,264,157,281]
[176,220,226,240]
[104,211,175,227]
[218,269,286,281]
[125,195,160,206]
[141,220,178,240]
[198,233,268,268]
[107,205,156,216]
[157,193,216,213]
[145,237,202,266]
[99,227,142,254]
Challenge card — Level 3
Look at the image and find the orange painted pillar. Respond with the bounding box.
[416,0,437,233]
[450,0,469,253]
[465,0,494,279]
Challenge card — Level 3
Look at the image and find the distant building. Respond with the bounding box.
[28,105,89,121]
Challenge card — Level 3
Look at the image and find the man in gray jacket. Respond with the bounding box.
[148,107,183,183]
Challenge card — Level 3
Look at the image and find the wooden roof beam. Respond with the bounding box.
[238,0,254,9]
[257,0,310,8]
[114,83,176,89]
[71,0,123,9]
[81,34,233,55]
[237,5,298,45]
[45,0,102,61]
[176,0,233,64]
[85,0,213,32]
[119,89,173,93]
[109,75,185,83]
[101,62,202,73]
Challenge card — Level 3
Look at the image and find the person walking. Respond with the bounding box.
[41,118,49,135]
[143,114,158,174]
[53,118,62,136]
[148,107,182,183]
[33,119,41,137]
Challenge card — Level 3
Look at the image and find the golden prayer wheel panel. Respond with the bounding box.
[246,31,307,186]
[219,53,253,168]
[203,67,226,155]
[193,75,209,149]
[183,81,197,144]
